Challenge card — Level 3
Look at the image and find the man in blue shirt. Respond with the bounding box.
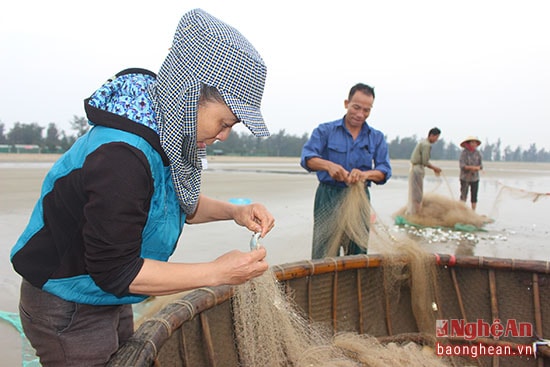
[300,83,392,259]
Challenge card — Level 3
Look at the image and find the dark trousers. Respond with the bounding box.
[312,182,370,259]
[460,180,479,203]
[19,279,133,367]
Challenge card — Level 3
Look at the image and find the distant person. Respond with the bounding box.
[300,83,392,259]
[10,9,275,366]
[459,136,483,210]
[407,127,442,215]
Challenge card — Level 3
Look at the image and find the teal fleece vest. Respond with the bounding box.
[11,126,186,305]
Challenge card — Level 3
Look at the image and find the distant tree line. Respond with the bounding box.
[211,131,550,162]
[0,117,89,153]
[206,129,310,157]
[387,135,550,162]
[1,119,549,162]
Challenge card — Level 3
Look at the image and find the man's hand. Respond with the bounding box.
[327,162,350,182]
[346,168,364,184]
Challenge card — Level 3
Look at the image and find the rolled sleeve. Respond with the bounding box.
[371,133,392,185]
[300,125,327,171]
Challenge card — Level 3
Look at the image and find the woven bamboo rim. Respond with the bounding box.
[107,254,550,365]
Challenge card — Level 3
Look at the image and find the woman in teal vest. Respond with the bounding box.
[11,9,275,366]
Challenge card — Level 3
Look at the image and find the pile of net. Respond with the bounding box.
[393,193,492,230]
[233,268,446,367]
[232,183,452,366]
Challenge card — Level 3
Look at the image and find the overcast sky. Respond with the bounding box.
[1,0,549,150]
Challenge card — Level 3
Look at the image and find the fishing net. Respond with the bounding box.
[325,183,372,256]
[394,193,492,230]
[232,267,447,367]
[397,169,492,230]
[488,182,550,219]
[105,176,550,366]
[231,182,452,366]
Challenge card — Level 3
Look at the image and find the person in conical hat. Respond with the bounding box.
[459,136,483,210]
[11,9,275,365]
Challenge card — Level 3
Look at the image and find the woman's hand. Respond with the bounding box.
[212,247,269,285]
[130,248,269,295]
[233,203,275,238]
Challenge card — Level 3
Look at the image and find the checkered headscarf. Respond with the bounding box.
[154,9,269,214]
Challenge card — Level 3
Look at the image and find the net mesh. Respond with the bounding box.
[127,179,549,366]
[394,192,492,229]
[231,182,452,366]
[326,183,372,255]
[232,268,449,366]
[489,182,549,219]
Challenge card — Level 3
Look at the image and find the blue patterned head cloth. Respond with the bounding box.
[87,70,158,132]
[154,8,269,214]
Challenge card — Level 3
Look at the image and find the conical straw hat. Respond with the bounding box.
[460,136,481,148]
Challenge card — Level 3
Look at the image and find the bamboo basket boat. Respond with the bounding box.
[107,254,550,366]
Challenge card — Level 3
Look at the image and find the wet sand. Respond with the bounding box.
[1,154,550,365]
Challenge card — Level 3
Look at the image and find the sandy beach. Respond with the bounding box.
[1,154,550,365]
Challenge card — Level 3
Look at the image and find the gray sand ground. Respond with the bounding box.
[1,154,549,365]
